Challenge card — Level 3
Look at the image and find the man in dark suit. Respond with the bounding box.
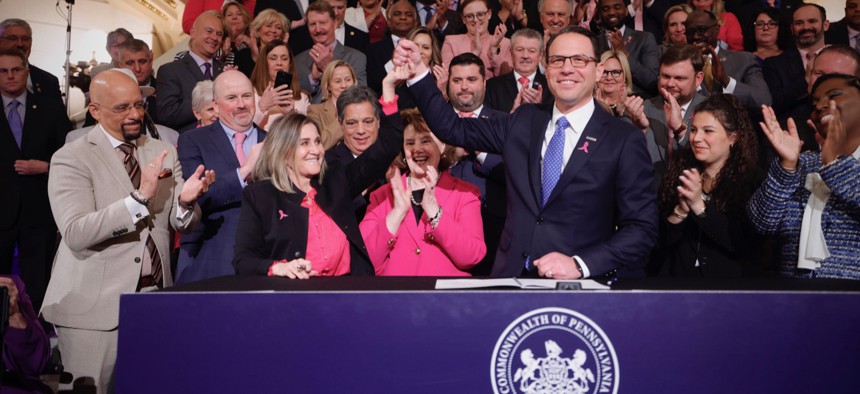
[288,0,372,58]
[485,28,552,113]
[0,49,71,311]
[764,3,829,119]
[394,25,658,279]
[368,0,419,95]
[685,10,771,111]
[296,1,368,104]
[594,0,661,98]
[626,45,708,190]
[324,86,385,221]
[825,0,860,48]
[0,19,64,107]
[176,70,265,284]
[157,11,225,132]
[442,53,507,276]
[118,39,159,123]
[415,0,466,42]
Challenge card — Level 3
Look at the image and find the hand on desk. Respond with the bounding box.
[533,252,583,280]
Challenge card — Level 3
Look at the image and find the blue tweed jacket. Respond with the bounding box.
[747,153,860,279]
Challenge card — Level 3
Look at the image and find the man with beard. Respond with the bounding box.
[685,10,771,111]
[157,11,226,132]
[444,53,508,275]
[763,3,829,119]
[296,1,368,104]
[42,69,211,393]
[625,44,707,190]
[0,49,71,313]
[176,70,266,284]
[593,0,660,98]
[485,28,552,113]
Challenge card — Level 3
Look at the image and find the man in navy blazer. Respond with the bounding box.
[394,25,658,280]
[176,71,266,284]
[157,11,225,132]
[485,28,553,113]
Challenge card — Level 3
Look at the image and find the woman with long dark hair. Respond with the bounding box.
[656,94,762,277]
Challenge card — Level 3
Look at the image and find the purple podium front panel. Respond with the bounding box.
[116,291,860,393]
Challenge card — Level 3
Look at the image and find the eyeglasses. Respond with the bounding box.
[0,67,27,76]
[463,11,489,21]
[546,54,597,69]
[753,20,779,29]
[0,35,32,43]
[602,69,623,78]
[92,101,145,116]
[684,24,717,37]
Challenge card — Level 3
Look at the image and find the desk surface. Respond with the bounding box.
[160,275,860,293]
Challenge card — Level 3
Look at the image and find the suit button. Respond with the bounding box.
[537,217,544,224]
[521,252,528,259]
[134,257,141,263]
[415,248,421,255]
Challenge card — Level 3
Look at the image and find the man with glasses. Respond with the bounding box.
[686,10,771,111]
[485,28,553,113]
[0,19,64,106]
[0,49,71,314]
[42,68,211,393]
[394,25,657,280]
[594,0,661,98]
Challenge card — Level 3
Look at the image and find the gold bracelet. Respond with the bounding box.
[672,207,688,221]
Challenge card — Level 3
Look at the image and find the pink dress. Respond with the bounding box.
[441,34,513,79]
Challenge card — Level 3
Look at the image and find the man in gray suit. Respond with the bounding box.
[594,0,661,98]
[156,11,225,132]
[626,45,707,190]
[42,70,213,393]
[296,1,368,104]
[685,10,771,111]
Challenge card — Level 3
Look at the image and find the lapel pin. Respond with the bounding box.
[585,136,597,142]
[577,141,590,154]
[278,210,288,220]
[32,104,37,109]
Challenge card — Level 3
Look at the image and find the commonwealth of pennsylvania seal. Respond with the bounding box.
[490,307,619,394]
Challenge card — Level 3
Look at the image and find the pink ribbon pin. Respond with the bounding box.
[278,210,288,220]
[577,141,590,154]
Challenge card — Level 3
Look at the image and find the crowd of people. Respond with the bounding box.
[1,0,860,392]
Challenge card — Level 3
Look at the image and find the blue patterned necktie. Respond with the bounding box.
[7,100,23,148]
[542,116,569,206]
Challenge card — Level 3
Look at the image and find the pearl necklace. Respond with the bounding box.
[408,175,437,205]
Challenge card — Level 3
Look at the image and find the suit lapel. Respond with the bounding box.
[208,122,242,168]
[88,126,136,193]
[504,73,518,102]
[183,55,206,80]
[544,102,609,207]
[0,100,18,153]
[20,92,39,150]
[528,109,552,209]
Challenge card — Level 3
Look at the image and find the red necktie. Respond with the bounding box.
[518,76,529,90]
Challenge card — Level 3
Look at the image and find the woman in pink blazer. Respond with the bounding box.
[441,0,513,79]
[360,109,486,276]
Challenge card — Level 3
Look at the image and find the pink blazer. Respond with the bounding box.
[718,12,744,52]
[441,34,512,79]
[360,173,486,276]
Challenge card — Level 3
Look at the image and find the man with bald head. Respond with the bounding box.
[157,10,226,131]
[176,70,266,284]
[43,69,211,393]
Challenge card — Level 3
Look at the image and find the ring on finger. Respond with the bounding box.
[296,264,306,272]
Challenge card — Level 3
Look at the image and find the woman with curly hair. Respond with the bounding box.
[655,94,763,277]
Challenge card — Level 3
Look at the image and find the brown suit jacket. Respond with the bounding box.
[42,127,200,330]
[307,100,343,150]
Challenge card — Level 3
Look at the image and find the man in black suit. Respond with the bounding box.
[0,49,71,311]
[826,0,860,48]
[0,19,64,107]
[368,0,419,95]
[443,53,507,276]
[118,39,158,123]
[324,86,384,221]
[289,0,371,57]
[157,11,226,132]
[594,0,661,98]
[764,3,829,119]
[485,28,552,113]
[394,25,658,279]
[415,0,466,42]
